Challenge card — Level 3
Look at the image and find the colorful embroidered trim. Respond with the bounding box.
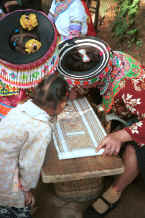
[54,0,75,20]
[0,80,19,96]
[102,51,145,113]
[0,11,58,72]
[65,59,113,87]
[0,49,59,89]
[0,102,14,118]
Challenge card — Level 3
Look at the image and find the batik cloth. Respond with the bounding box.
[48,0,88,40]
[0,100,52,208]
[0,206,31,218]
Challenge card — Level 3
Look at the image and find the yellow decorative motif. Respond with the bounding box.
[20,13,38,31]
[25,39,42,54]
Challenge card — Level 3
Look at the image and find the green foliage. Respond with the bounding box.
[136,39,143,47]
[112,0,140,45]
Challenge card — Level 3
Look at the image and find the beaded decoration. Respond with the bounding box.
[0,10,59,89]
[0,49,59,88]
[57,37,111,88]
[20,13,38,31]
[25,39,42,54]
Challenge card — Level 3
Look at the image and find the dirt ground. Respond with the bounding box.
[96,0,145,66]
[34,175,145,218]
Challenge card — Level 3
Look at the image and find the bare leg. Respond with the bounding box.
[113,144,139,192]
[92,145,139,214]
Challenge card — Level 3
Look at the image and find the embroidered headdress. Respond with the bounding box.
[57,36,145,113]
[57,36,112,88]
[0,9,59,89]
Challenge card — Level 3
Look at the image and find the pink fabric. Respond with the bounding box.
[0,90,27,107]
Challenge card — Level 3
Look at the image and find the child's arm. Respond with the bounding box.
[24,191,35,206]
[19,127,52,192]
[18,179,35,206]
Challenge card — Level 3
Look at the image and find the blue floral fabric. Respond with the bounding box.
[0,206,31,218]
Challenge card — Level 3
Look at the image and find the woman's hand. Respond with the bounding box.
[24,191,35,207]
[96,129,132,156]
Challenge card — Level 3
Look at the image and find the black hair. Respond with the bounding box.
[33,74,69,110]
[62,46,101,72]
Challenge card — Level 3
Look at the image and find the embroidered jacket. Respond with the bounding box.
[112,75,145,146]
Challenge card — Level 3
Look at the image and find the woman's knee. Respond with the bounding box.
[125,144,136,154]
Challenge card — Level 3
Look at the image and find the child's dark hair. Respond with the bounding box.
[33,74,69,109]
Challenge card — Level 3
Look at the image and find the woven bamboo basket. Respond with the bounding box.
[54,177,103,202]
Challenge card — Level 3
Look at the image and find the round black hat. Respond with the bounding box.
[57,36,112,87]
[0,9,59,88]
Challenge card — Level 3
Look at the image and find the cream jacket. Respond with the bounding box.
[0,100,52,208]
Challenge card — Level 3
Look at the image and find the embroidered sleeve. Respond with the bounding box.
[19,126,51,191]
[119,77,145,146]
[68,21,82,39]
[125,120,145,146]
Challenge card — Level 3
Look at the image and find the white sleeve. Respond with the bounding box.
[69,0,87,23]
[19,126,52,191]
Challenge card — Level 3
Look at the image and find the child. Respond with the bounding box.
[57,36,145,217]
[48,0,96,42]
[0,74,69,218]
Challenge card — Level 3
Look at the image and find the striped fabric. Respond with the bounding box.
[0,102,14,119]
